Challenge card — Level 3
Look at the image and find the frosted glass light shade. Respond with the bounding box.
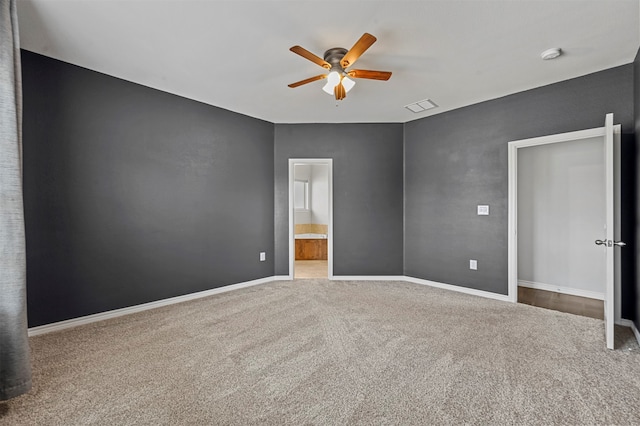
[342,76,355,92]
[327,71,340,86]
[322,71,341,95]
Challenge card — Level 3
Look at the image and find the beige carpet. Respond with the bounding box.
[1,279,640,425]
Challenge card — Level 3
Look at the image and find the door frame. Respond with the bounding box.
[507,123,621,311]
[288,158,333,280]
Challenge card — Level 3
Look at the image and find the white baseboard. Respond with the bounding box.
[26,274,535,337]
[518,280,604,300]
[632,322,640,346]
[312,275,510,302]
[28,276,278,337]
[273,275,291,281]
[616,319,640,346]
[331,275,407,281]
[405,276,511,302]
[294,274,510,302]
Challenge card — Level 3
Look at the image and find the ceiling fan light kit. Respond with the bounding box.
[288,33,392,101]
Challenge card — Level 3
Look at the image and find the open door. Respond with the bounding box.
[600,113,625,349]
[509,113,623,350]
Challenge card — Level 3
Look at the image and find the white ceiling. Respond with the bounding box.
[17,0,640,124]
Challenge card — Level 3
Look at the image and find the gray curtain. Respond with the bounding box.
[0,0,31,401]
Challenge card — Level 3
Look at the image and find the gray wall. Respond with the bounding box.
[21,48,638,327]
[405,65,634,296]
[22,51,275,327]
[274,124,404,276]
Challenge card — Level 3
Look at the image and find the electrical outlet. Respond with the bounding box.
[469,259,477,270]
[260,252,266,262]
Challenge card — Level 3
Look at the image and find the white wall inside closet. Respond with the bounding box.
[518,136,605,298]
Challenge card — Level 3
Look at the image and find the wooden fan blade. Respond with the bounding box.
[347,69,392,81]
[288,74,327,88]
[290,46,331,69]
[340,33,377,68]
[334,82,346,101]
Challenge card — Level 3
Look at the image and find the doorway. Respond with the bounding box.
[507,115,622,348]
[288,159,333,280]
[516,136,606,319]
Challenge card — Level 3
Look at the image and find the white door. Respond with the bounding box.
[600,113,625,350]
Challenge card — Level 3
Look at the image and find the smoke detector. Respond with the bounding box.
[541,48,562,60]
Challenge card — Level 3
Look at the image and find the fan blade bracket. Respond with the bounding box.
[340,33,377,68]
[290,45,331,69]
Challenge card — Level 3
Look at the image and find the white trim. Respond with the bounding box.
[273,275,291,281]
[307,275,510,302]
[518,280,604,300]
[28,276,278,337]
[507,138,519,303]
[404,276,511,302]
[620,319,640,344]
[508,127,605,149]
[30,273,625,339]
[289,159,333,280]
[29,275,512,336]
[332,275,407,281]
[616,318,634,327]
[616,319,640,346]
[604,114,615,350]
[288,162,294,280]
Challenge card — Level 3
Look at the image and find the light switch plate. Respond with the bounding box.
[470,259,477,270]
[477,205,489,215]
[260,252,266,262]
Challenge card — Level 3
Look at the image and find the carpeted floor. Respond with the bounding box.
[1,279,639,425]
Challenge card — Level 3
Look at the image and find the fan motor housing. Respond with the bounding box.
[324,48,348,70]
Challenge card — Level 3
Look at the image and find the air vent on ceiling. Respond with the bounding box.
[405,99,438,113]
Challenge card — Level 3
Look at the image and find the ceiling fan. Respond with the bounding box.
[288,33,392,101]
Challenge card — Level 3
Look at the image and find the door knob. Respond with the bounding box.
[594,239,626,247]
